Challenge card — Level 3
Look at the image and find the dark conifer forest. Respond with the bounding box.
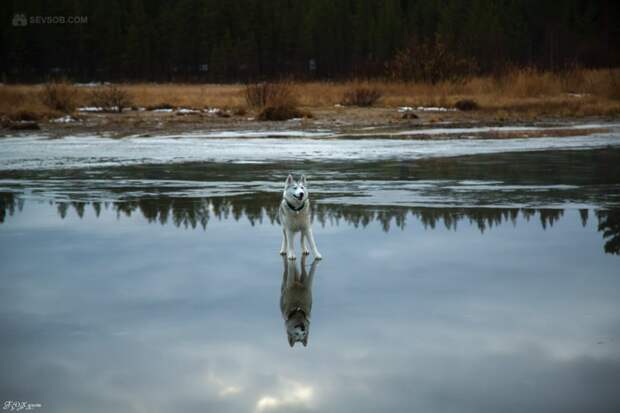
[2,0,619,82]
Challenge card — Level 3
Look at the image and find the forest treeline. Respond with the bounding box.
[2,0,619,82]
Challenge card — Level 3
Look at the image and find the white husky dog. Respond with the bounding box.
[280,254,318,347]
[279,174,322,260]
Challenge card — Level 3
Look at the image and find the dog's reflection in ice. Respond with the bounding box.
[280,254,319,347]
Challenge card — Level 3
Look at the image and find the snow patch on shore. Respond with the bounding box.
[50,115,79,123]
[416,106,457,112]
[177,108,200,114]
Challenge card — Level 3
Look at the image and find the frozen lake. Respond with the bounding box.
[1,122,620,170]
[1,127,619,413]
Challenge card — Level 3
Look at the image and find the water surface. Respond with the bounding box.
[1,134,619,413]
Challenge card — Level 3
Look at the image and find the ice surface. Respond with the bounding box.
[391,122,618,136]
[1,125,619,171]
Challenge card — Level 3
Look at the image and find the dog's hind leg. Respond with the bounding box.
[280,229,287,255]
[303,228,322,260]
[301,233,310,255]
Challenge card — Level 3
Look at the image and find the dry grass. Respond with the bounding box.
[125,83,244,109]
[0,85,59,121]
[1,68,619,122]
[295,68,620,116]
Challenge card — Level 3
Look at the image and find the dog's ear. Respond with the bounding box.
[288,335,295,347]
[302,334,308,347]
[300,175,307,185]
[285,174,294,188]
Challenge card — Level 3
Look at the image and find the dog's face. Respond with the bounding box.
[285,310,309,347]
[283,175,307,206]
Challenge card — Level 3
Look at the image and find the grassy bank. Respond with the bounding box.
[1,68,619,124]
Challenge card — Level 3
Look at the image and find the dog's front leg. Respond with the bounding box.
[304,256,318,289]
[300,233,310,255]
[286,257,297,287]
[279,228,287,255]
[303,228,322,260]
[286,229,296,260]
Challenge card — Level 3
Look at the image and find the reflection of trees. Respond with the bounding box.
[580,209,589,227]
[0,192,23,223]
[42,195,575,234]
[86,192,280,230]
[314,205,407,232]
[313,206,565,234]
[597,210,620,255]
[2,193,619,255]
[535,209,564,230]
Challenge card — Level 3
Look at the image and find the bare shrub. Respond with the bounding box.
[244,82,295,108]
[257,105,306,121]
[145,103,175,111]
[245,82,308,120]
[454,99,479,111]
[40,81,78,113]
[257,92,309,120]
[8,110,43,121]
[341,86,382,107]
[90,85,133,113]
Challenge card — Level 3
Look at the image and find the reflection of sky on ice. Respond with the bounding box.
[1,203,619,413]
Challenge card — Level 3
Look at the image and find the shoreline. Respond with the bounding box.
[2,106,620,140]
